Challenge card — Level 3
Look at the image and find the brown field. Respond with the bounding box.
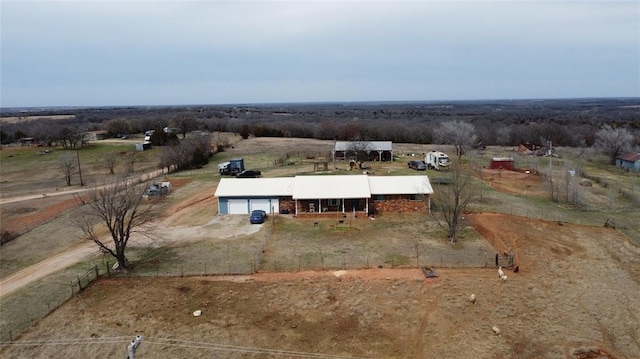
[2,213,638,358]
[1,137,639,358]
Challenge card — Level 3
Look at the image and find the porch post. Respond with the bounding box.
[318,199,322,213]
[365,198,369,215]
[295,199,298,215]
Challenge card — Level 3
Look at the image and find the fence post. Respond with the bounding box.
[77,275,82,290]
[94,265,99,280]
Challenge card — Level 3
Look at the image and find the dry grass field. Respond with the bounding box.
[1,136,639,358]
[2,214,638,358]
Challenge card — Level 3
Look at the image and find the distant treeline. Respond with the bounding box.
[1,98,639,147]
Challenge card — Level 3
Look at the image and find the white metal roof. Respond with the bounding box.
[368,176,433,195]
[215,178,294,197]
[215,175,433,199]
[333,141,393,152]
[293,175,371,199]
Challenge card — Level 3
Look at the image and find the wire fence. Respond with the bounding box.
[1,264,104,343]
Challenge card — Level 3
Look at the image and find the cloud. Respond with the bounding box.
[1,0,638,107]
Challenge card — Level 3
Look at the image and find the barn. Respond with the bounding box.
[215,175,433,216]
[332,141,394,162]
[490,157,515,170]
[616,152,640,172]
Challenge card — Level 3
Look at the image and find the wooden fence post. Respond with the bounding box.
[94,265,99,280]
[106,261,111,278]
[77,275,82,290]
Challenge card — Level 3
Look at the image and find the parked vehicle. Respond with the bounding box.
[218,161,231,175]
[425,151,451,170]
[408,160,426,170]
[236,170,262,178]
[218,158,245,175]
[250,210,267,224]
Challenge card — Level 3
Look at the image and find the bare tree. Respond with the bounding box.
[126,152,145,174]
[346,138,371,169]
[103,118,133,137]
[76,179,155,269]
[430,159,475,243]
[495,127,512,147]
[594,125,634,165]
[172,113,199,139]
[434,120,478,159]
[103,152,118,175]
[58,154,77,186]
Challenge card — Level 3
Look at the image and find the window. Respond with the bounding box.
[328,198,340,206]
[373,195,385,201]
[409,194,424,201]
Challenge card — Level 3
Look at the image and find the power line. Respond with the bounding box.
[0,336,375,359]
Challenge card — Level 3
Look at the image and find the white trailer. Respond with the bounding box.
[425,151,451,170]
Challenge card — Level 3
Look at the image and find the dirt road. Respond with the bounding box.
[0,185,259,298]
[0,242,98,297]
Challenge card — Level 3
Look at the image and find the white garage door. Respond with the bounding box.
[250,199,272,213]
[227,199,249,214]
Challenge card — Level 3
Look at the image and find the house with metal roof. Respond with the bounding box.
[215,175,433,217]
[332,141,394,162]
[616,152,640,172]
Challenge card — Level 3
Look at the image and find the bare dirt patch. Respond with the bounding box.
[3,213,638,358]
[480,168,547,197]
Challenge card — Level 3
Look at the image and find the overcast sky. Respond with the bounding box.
[1,0,638,107]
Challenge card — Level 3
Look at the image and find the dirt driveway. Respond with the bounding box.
[0,183,260,298]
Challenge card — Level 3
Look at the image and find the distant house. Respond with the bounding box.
[86,130,108,141]
[490,157,515,171]
[214,175,432,216]
[518,142,540,155]
[616,152,640,172]
[332,141,394,162]
[16,137,37,146]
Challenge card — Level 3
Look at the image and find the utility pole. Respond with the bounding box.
[126,335,143,358]
[76,149,84,186]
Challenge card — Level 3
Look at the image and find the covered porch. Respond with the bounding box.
[292,175,371,218]
[294,197,369,218]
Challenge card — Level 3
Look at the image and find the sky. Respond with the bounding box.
[1,0,639,107]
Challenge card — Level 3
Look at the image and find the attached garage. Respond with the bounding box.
[250,199,279,214]
[215,178,294,215]
[227,199,249,214]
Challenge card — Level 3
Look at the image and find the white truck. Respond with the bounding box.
[425,151,451,170]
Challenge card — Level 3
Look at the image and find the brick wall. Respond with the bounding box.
[371,194,429,214]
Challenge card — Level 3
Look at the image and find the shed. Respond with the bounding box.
[490,157,515,170]
[616,152,640,172]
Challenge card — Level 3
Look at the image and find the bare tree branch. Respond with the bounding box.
[58,154,76,186]
[434,120,478,159]
[430,159,475,243]
[75,178,156,269]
